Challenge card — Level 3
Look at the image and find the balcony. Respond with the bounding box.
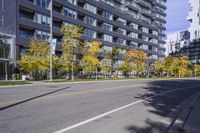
[19,6,35,21]
[135,0,151,8]
[140,8,155,18]
[125,2,139,11]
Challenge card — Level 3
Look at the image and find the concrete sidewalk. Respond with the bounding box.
[168,92,200,133]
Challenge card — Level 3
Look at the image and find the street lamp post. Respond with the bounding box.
[49,0,53,81]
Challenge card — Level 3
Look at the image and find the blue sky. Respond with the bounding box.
[166,0,190,34]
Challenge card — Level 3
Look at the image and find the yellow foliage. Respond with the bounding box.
[89,41,102,54]
[195,65,200,74]
[82,55,102,72]
[154,60,164,73]
[28,39,50,57]
[125,49,148,73]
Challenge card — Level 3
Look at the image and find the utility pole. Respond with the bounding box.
[49,0,53,81]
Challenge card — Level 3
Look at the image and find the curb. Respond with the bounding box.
[167,92,200,133]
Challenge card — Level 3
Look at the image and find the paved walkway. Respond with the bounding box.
[168,92,200,133]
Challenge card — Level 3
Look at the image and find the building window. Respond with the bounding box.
[140,44,148,50]
[84,3,97,13]
[117,38,126,45]
[36,30,50,42]
[152,30,158,36]
[36,0,50,8]
[102,11,113,20]
[85,29,96,38]
[142,27,149,33]
[129,32,138,39]
[152,46,158,52]
[19,11,34,20]
[151,55,158,60]
[64,7,77,19]
[103,23,113,31]
[130,41,138,48]
[118,28,126,35]
[37,13,50,25]
[67,0,76,5]
[152,38,158,44]
[0,38,11,58]
[130,23,138,30]
[84,16,96,26]
[103,34,113,42]
[19,28,33,38]
[142,36,148,42]
[102,45,112,52]
[117,18,126,25]
[63,21,73,26]
[158,50,165,55]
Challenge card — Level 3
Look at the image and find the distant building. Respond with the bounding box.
[171,38,200,63]
[165,31,190,56]
[187,0,200,41]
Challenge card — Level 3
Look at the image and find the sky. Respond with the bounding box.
[166,0,190,35]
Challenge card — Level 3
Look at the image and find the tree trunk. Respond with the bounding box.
[167,72,169,78]
[95,67,98,80]
[71,62,74,81]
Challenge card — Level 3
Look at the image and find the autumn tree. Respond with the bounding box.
[106,46,120,78]
[18,39,58,79]
[81,41,102,80]
[101,58,112,79]
[60,25,83,80]
[154,60,164,77]
[125,49,148,77]
[174,56,191,77]
[194,64,200,76]
[120,61,132,78]
[163,56,174,77]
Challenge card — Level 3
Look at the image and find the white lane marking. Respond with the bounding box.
[53,86,199,133]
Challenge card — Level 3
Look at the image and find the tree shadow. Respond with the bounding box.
[125,79,200,133]
[0,86,70,111]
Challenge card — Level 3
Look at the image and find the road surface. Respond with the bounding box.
[0,79,200,133]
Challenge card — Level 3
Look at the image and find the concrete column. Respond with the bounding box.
[5,61,8,80]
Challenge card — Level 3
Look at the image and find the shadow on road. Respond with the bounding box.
[125,79,200,133]
[0,86,70,111]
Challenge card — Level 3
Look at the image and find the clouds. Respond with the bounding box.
[166,0,190,34]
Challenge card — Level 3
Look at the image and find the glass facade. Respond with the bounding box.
[0,33,15,80]
[0,41,10,58]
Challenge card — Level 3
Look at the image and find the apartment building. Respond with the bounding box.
[187,0,200,41]
[166,30,190,56]
[1,0,166,66]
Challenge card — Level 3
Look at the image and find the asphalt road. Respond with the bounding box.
[0,79,200,133]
